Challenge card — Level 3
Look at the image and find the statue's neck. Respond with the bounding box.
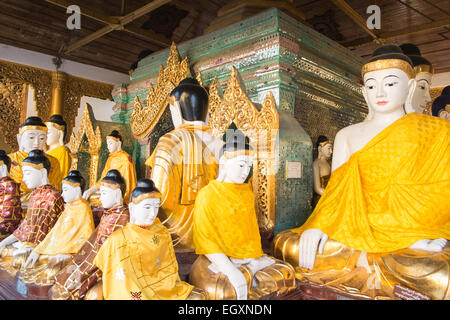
[48,142,63,152]
[369,107,405,127]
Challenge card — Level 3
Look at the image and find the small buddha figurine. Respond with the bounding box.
[8,116,63,203]
[431,86,450,121]
[312,136,333,208]
[93,178,205,300]
[0,150,22,237]
[145,77,222,249]
[0,150,64,274]
[51,169,130,300]
[273,45,450,300]
[45,114,72,180]
[189,130,295,300]
[19,170,95,286]
[400,43,434,114]
[83,130,137,204]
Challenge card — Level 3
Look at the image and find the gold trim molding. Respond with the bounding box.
[131,42,189,139]
[208,66,279,237]
[67,103,102,188]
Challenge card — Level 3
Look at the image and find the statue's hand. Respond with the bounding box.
[50,254,72,264]
[23,251,40,269]
[226,266,248,300]
[247,256,275,274]
[298,229,328,270]
[410,239,447,252]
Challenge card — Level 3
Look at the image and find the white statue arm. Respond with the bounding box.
[206,253,248,300]
[312,161,325,195]
[331,130,350,172]
[0,234,18,253]
[298,229,328,270]
[410,238,448,252]
[246,256,275,275]
[82,185,99,200]
[23,251,40,269]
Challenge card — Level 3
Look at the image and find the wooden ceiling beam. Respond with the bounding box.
[44,0,172,53]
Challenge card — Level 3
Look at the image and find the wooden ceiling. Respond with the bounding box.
[1,0,449,76]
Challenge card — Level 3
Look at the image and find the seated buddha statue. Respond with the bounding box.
[93,178,205,300]
[19,170,95,286]
[431,86,450,121]
[399,43,434,115]
[273,45,450,300]
[0,150,64,275]
[0,150,22,238]
[189,130,296,300]
[312,136,333,209]
[8,117,63,203]
[45,114,72,181]
[145,78,222,250]
[50,169,130,300]
[83,130,137,204]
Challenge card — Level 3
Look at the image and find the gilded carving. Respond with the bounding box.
[67,104,102,188]
[131,43,189,139]
[208,66,279,236]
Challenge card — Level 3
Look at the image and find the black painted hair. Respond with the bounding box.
[169,77,209,122]
[63,170,86,192]
[22,150,51,172]
[101,169,126,196]
[130,179,161,202]
[47,114,68,140]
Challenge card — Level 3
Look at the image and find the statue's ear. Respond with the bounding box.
[404,78,417,114]
[58,130,65,146]
[361,85,373,121]
[17,134,22,151]
[40,168,48,182]
[169,101,183,128]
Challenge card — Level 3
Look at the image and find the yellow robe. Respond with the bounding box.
[8,150,63,195]
[93,219,193,300]
[292,113,450,252]
[33,198,94,255]
[145,125,218,250]
[95,149,137,204]
[47,145,72,181]
[193,180,264,259]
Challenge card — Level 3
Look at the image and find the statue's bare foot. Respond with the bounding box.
[410,239,447,252]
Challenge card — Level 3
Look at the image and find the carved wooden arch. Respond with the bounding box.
[207,66,280,238]
[67,103,102,187]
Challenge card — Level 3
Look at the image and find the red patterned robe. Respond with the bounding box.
[13,184,64,246]
[51,204,129,300]
[0,176,22,235]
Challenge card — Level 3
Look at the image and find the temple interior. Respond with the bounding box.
[0,0,449,301]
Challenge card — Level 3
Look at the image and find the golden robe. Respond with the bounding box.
[193,180,264,259]
[96,150,137,204]
[275,113,450,300]
[8,150,63,198]
[146,125,218,250]
[93,219,193,300]
[47,145,72,181]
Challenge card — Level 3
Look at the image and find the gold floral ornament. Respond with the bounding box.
[67,103,102,188]
[208,66,279,237]
[130,43,189,139]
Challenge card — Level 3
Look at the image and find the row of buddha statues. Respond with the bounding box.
[0,42,448,300]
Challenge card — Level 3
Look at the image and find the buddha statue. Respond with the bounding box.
[273,45,450,300]
[189,130,295,300]
[51,169,130,300]
[0,150,64,275]
[431,86,450,121]
[312,136,333,209]
[93,178,205,300]
[45,114,72,180]
[8,116,63,203]
[0,150,22,238]
[83,130,137,204]
[19,170,95,286]
[399,43,434,114]
[145,78,222,249]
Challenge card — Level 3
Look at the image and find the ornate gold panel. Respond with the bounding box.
[131,43,189,139]
[208,66,279,237]
[67,104,102,188]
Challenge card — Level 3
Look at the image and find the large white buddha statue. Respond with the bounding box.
[274,45,450,300]
[190,129,295,300]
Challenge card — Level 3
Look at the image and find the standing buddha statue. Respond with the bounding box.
[312,136,333,209]
[45,114,72,182]
[273,45,450,300]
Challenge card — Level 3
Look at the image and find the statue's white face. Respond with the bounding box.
[99,185,121,209]
[106,138,121,154]
[363,68,411,115]
[22,165,46,189]
[411,73,432,113]
[20,130,47,153]
[62,183,82,204]
[222,155,253,184]
[130,198,160,226]
[47,126,62,146]
[319,143,333,159]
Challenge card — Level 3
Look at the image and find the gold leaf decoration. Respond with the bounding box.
[130,43,189,139]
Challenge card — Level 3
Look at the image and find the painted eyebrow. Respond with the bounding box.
[417,79,430,84]
[365,78,376,82]
[383,75,399,80]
